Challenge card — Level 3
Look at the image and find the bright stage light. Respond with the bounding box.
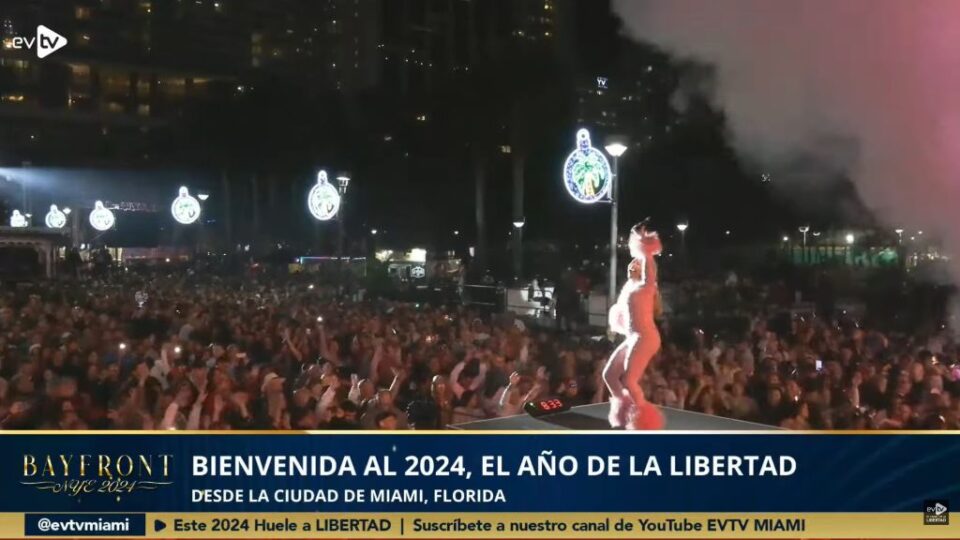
[45,205,66,229]
[171,186,201,225]
[563,128,612,204]
[308,170,340,221]
[89,201,115,231]
[9,210,27,228]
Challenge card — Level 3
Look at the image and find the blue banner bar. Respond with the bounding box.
[3,433,957,513]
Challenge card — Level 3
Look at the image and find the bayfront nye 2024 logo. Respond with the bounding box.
[21,453,174,499]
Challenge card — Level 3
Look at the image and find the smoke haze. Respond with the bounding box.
[614,0,960,277]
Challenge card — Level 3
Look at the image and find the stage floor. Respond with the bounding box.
[451,402,777,431]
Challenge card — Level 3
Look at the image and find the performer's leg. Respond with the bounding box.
[623,335,664,430]
[602,340,631,428]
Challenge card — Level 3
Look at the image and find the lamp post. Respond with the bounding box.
[798,225,810,264]
[676,222,689,252]
[512,219,525,279]
[894,228,904,244]
[336,174,350,258]
[845,232,855,265]
[197,192,210,251]
[604,140,628,308]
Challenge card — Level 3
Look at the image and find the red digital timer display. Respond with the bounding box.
[539,399,564,411]
[524,398,571,417]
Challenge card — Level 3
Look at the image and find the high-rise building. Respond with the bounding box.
[575,43,680,149]
[244,0,381,91]
[0,1,242,166]
[0,0,385,166]
[376,0,574,93]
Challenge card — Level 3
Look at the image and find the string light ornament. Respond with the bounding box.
[307,170,341,221]
[562,128,613,204]
[9,210,28,228]
[170,186,201,225]
[45,205,66,229]
[89,201,115,231]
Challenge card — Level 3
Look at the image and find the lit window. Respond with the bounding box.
[157,77,186,98]
[75,6,91,19]
[70,64,92,86]
[102,72,130,96]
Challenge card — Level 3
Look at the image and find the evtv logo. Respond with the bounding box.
[7,25,67,58]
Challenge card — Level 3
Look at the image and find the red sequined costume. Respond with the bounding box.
[603,226,665,430]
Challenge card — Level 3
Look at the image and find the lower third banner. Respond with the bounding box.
[0,432,956,538]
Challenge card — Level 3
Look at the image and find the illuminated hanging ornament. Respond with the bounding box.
[89,200,115,231]
[170,186,201,225]
[562,128,613,204]
[45,204,67,229]
[307,170,341,221]
[9,210,28,228]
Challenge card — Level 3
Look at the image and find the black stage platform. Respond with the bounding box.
[452,402,777,431]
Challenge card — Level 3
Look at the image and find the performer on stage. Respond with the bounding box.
[603,222,665,430]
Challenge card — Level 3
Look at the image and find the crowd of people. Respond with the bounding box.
[0,263,956,431]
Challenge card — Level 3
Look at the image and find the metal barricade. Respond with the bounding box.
[461,283,505,311]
